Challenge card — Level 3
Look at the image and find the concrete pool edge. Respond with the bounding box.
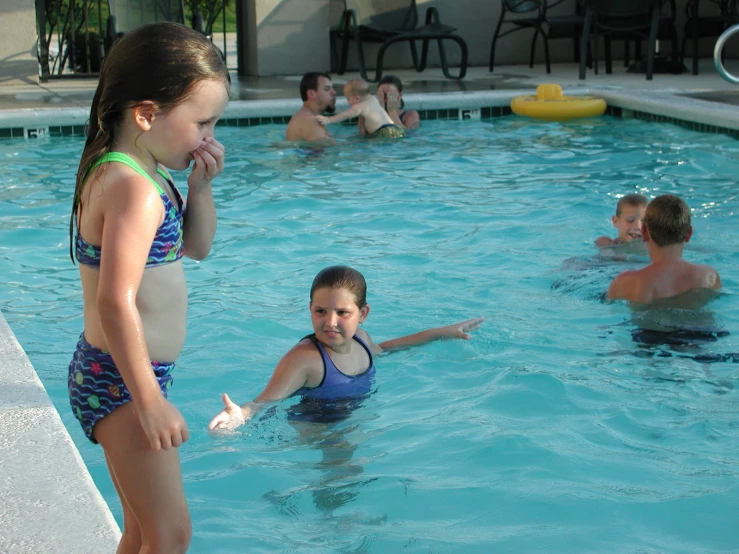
[3,87,739,137]
[0,310,121,553]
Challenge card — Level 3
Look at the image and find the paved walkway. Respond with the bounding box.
[2,58,739,111]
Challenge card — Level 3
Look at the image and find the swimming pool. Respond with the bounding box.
[1,117,738,552]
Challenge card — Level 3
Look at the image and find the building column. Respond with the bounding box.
[238,0,330,76]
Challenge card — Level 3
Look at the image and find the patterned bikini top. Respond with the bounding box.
[75,152,184,268]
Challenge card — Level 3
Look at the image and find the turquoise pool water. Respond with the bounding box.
[1,117,738,552]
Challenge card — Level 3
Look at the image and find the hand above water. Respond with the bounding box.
[437,317,485,340]
[208,393,250,431]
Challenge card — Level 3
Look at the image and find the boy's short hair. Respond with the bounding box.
[344,78,370,98]
[616,193,648,216]
[300,72,331,102]
[643,194,691,247]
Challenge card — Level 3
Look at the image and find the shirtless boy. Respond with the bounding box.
[606,194,721,303]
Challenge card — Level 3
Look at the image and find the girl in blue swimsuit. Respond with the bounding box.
[209,266,483,430]
[67,22,229,553]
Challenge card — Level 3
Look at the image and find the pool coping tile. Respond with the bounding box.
[0,311,121,553]
[3,88,739,139]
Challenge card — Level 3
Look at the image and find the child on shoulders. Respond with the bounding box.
[315,79,404,139]
[606,194,721,304]
[209,266,483,429]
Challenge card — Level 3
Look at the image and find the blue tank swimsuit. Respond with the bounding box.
[289,334,376,423]
[68,152,185,443]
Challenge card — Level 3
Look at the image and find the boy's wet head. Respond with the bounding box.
[613,193,648,242]
[643,194,692,247]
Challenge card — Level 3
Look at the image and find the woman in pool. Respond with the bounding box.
[378,75,420,129]
[209,265,483,429]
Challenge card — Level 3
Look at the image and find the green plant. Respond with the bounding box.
[183,0,234,34]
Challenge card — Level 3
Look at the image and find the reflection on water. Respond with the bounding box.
[596,239,648,261]
[555,255,737,374]
[291,420,373,514]
[630,288,723,322]
[551,251,647,302]
[262,395,380,516]
[628,290,737,369]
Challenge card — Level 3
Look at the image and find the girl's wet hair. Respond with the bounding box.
[310,266,367,308]
[69,22,230,262]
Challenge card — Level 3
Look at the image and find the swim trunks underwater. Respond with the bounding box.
[367,124,405,139]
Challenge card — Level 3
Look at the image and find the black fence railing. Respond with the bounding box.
[35,0,230,81]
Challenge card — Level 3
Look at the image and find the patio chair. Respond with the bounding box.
[489,0,586,74]
[601,0,680,73]
[330,0,468,82]
[681,0,739,75]
[579,0,662,80]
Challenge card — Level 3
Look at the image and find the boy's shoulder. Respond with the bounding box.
[607,266,651,302]
[611,266,649,286]
[692,260,719,273]
[609,260,721,303]
[686,261,721,290]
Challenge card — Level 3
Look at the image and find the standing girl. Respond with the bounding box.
[68,22,229,553]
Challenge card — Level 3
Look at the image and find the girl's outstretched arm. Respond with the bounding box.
[360,317,484,354]
[208,342,322,430]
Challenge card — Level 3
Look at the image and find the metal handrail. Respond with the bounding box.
[714,24,739,84]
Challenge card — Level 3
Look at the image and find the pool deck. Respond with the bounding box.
[3,59,739,107]
[2,58,739,553]
[3,59,739,132]
[0,312,121,553]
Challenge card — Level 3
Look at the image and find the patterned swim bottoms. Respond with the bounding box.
[68,334,175,443]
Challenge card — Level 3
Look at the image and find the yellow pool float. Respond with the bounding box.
[510,84,606,122]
